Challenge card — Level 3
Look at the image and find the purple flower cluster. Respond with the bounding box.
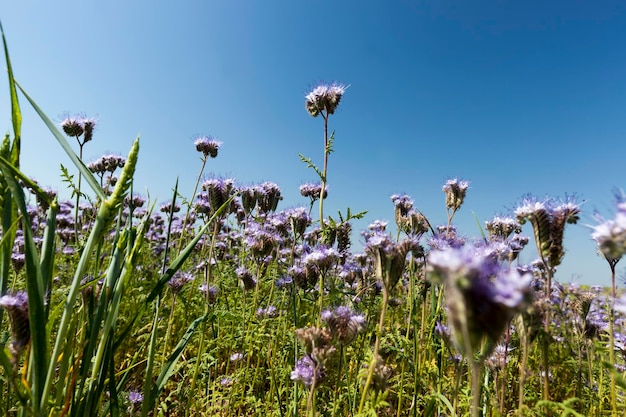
[305,83,347,117]
[428,244,532,354]
[321,306,366,346]
[194,136,222,158]
[443,178,470,211]
[592,199,626,261]
[300,182,328,202]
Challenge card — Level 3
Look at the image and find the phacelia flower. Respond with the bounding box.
[0,291,30,363]
[592,199,626,262]
[516,195,582,269]
[321,306,366,346]
[194,136,222,158]
[443,178,470,212]
[127,390,144,405]
[428,245,532,355]
[300,182,328,202]
[291,355,320,388]
[60,114,84,137]
[485,216,522,241]
[305,82,347,117]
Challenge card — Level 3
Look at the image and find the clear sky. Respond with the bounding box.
[2,1,626,286]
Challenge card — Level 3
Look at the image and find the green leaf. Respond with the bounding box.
[0,156,47,415]
[147,314,206,410]
[0,20,22,166]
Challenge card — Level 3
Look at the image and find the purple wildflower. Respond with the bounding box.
[443,178,470,211]
[428,245,532,354]
[291,355,318,388]
[305,82,347,117]
[0,291,30,361]
[194,136,222,158]
[592,199,626,262]
[321,306,366,346]
[300,182,328,202]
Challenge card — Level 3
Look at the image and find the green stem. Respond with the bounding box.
[358,286,389,413]
[318,114,328,229]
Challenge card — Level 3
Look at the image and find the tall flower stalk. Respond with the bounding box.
[61,114,96,242]
[591,195,626,417]
[515,195,581,403]
[301,82,346,230]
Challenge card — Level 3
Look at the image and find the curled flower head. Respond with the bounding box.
[485,216,522,241]
[516,195,582,268]
[300,182,328,201]
[194,136,222,158]
[257,182,283,213]
[391,194,414,218]
[291,355,320,388]
[0,291,30,362]
[365,228,420,290]
[167,271,194,295]
[236,266,257,291]
[428,245,532,355]
[82,117,97,143]
[321,306,366,346]
[201,177,236,217]
[443,178,470,211]
[305,82,347,117]
[592,197,626,262]
[60,115,84,137]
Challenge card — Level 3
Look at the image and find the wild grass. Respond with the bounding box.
[1,23,625,417]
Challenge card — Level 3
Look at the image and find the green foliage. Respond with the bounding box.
[0,20,625,417]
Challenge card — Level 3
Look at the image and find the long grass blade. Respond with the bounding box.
[0,20,22,166]
[147,314,207,411]
[0,157,47,416]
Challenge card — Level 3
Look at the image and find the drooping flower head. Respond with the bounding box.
[364,227,420,291]
[305,82,347,117]
[194,136,222,158]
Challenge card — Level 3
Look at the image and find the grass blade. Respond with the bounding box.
[0,20,22,166]
[147,314,207,411]
[0,157,47,416]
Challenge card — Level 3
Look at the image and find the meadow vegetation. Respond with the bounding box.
[1,24,626,417]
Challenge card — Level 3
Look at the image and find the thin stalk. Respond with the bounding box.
[357,286,389,413]
[318,113,328,229]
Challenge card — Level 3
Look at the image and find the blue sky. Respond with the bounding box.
[2,1,626,285]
